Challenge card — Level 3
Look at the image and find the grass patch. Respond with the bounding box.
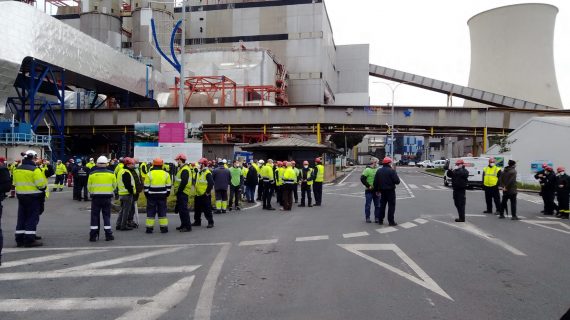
[517,182,541,191]
[425,168,445,176]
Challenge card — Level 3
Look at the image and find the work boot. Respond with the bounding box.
[511,216,520,221]
[365,219,371,223]
[119,226,133,231]
[35,235,42,240]
[160,227,168,234]
[499,215,505,219]
[179,227,192,232]
[266,207,276,211]
[298,204,305,207]
[59,188,63,192]
[176,226,182,230]
[308,204,313,207]
[52,188,57,192]
[127,221,138,229]
[483,210,492,214]
[105,233,114,241]
[221,209,227,214]
[454,218,465,222]
[191,221,201,227]
[24,240,43,247]
[236,206,241,211]
[229,207,232,211]
[145,227,153,234]
[206,223,214,228]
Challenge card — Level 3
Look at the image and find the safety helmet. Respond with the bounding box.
[96,156,109,164]
[542,163,548,169]
[303,160,309,165]
[277,161,283,167]
[489,158,496,163]
[382,157,392,165]
[119,157,124,162]
[89,158,94,161]
[23,150,37,158]
[545,166,553,172]
[175,153,187,161]
[258,160,265,164]
[315,157,322,163]
[152,158,164,166]
[123,157,135,165]
[0,157,6,163]
[199,158,209,165]
[456,159,465,165]
[556,166,565,173]
[222,159,227,164]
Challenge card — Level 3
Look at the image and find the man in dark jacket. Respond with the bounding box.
[245,162,258,203]
[373,157,400,226]
[535,163,550,214]
[72,160,89,201]
[116,158,136,231]
[0,157,11,265]
[542,166,558,215]
[447,159,469,222]
[498,160,519,220]
[555,167,570,219]
[127,161,144,229]
[212,160,231,213]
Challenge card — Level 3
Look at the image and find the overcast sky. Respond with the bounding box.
[326,0,569,109]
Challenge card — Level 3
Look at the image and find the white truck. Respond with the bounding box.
[443,157,491,188]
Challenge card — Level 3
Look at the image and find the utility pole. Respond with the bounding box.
[178,0,186,123]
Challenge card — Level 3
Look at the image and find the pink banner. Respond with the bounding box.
[159,123,185,143]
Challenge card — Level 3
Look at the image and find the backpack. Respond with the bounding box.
[0,166,12,193]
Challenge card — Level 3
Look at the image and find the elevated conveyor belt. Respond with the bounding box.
[369,64,554,110]
[0,2,168,107]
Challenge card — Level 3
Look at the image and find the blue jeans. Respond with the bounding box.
[364,190,380,221]
[245,185,255,202]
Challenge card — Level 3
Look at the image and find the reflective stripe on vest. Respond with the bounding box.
[145,169,171,195]
[88,170,116,195]
[117,168,135,196]
[14,164,47,195]
[483,166,500,187]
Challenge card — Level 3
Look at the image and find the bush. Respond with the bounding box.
[517,182,541,191]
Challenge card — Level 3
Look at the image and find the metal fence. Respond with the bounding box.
[0,133,51,146]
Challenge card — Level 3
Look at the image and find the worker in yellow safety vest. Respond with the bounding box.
[281,161,296,211]
[191,158,214,228]
[54,159,67,191]
[174,153,193,232]
[87,156,117,242]
[313,157,325,206]
[13,150,47,247]
[261,159,275,210]
[144,157,171,234]
[482,157,502,214]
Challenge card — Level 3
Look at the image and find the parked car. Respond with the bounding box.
[408,161,416,166]
[417,160,434,168]
[433,160,446,168]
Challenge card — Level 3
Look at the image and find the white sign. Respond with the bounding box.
[135,143,203,163]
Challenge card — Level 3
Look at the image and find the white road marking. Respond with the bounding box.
[0,297,139,312]
[242,201,261,211]
[296,235,329,242]
[430,219,527,256]
[543,217,560,220]
[324,192,364,199]
[0,250,106,268]
[518,193,544,205]
[238,239,278,246]
[338,169,356,185]
[414,218,429,224]
[342,231,370,238]
[0,266,201,281]
[465,214,487,217]
[408,184,418,189]
[116,276,195,320]
[194,243,232,320]
[399,178,416,199]
[437,186,448,190]
[3,243,230,253]
[423,185,434,189]
[522,220,570,235]
[60,247,186,272]
[376,227,398,234]
[400,222,417,229]
[338,244,453,301]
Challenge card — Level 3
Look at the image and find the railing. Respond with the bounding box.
[0,133,51,146]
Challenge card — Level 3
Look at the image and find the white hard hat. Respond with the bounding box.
[258,160,265,164]
[24,150,37,157]
[222,159,227,164]
[96,156,109,164]
[90,158,94,161]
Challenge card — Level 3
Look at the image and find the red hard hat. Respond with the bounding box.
[545,166,553,171]
[123,157,135,165]
[175,153,187,161]
[277,161,283,166]
[0,157,5,164]
[456,159,465,165]
[382,157,392,164]
[557,166,565,173]
[152,157,164,166]
[542,163,548,169]
[315,157,322,163]
[199,158,209,165]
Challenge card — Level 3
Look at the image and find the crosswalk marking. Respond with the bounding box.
[343,231,370,238]
[0,250,105,268]
[239,239,278,246]
[409,184,418,189]
[437,186,448,190]
[400,222,417,229]
[376,227,398,234]
[414,218,429,224]
[423,185,434,189]
[296,235,329,242]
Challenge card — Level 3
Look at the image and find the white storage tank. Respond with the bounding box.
[465,3,563,109]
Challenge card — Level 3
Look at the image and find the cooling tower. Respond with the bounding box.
[466,3,563,109]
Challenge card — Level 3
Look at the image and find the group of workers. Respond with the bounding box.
[0,151,327,265]
[447,158,569,222]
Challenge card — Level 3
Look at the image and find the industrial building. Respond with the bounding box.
[0,1,567,163]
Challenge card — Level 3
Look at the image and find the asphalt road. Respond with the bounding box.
[1,166,569,320]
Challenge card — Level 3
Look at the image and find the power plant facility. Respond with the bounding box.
[0,0,567,165]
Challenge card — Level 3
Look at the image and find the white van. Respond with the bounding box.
[444,157,490,188]
[433,160,446,168]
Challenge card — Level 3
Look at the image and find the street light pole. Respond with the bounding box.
[178,0,186,123]
[372,81,412,159]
